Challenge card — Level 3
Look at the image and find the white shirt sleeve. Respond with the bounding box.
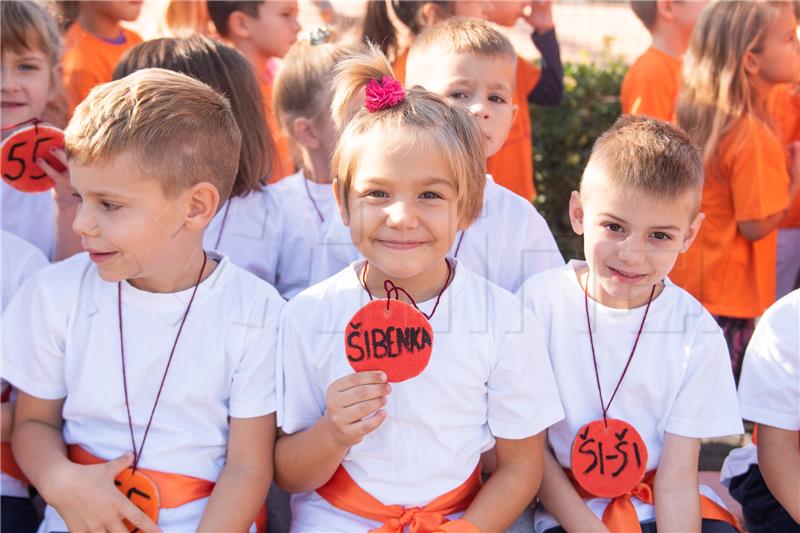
[664,316,743,438]
[277,307,327,433]
[2,270,68,399]
[487,304,564,439]
[228,291,283,418]
[738,290,800,430]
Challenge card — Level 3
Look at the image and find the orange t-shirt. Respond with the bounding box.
[669,118,791,318]
[768,83,800,228]
[62,24,143,116]
[620,47,682,122]
[258,76,295,183]
[486,58,540,201]
[392,48,409,85]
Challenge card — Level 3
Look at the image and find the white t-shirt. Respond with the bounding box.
[1,182,55,258]
[269,170,338,299]
[312,175,564,293]
[721,289,800,485]
[279,259,564,532]
[517,261,743,532]
[2,252,283,532]
[204,187,281,287]
[1,229,49,497]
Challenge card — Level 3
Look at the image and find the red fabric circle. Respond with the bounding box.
[345,299,433,383]
[570,418,649,498]
[1,124,65,193]
[115,467,160,531]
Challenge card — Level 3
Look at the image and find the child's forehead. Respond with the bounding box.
[582,172,696,222]
[408,48,514,87]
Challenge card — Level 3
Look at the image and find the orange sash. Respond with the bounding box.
[316,465,481,533]
[1,441,29,484]
[565,469,743,533]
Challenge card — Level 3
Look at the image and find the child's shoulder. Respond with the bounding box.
[483,175,543,218]
[629,46,680,77]
[723,115,782,151]
[517,261,574,300]
[283,261,361,314]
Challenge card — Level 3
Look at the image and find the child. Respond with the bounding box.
[315,18,564,294]
[275,45,564,532]
[1,0,67,259]
[519,115,743,533]
[486,0,563,202]
[721,289,800,533]
[4,69,282,532]
[113,36,286,289]
[58,0,143,115]
[270,35,353,298]
[621,0,708,120]
[1,230,48,533]
[207,0,300,182]
[670,1,800,380]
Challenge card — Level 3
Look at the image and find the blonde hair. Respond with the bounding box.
[407,16,517,68]
[165,0,212,37]
[66,68,241,208]
[273,37,354,135]
[585,115,704,212]
[331,44,485,225]
[1,0,62,67]
[676,1,783,163]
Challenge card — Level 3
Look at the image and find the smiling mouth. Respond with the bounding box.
[377,240,425,250]
[0,102,24,108]
[608,266,647,281]
[86,250,118,263]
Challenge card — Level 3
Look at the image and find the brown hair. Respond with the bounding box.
[206,0,259,38]
[585,115,704,210]
[362,0,453,61]
[630,1,657,31]
[676,1,783,164]
[2,0,62,68]
[113,36,272,197]
[407,17,517,70]
[165,0,213,37]
[331,43,485,225]
[66,68,241,208]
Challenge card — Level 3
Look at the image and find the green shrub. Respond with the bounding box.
[531,54,628,260]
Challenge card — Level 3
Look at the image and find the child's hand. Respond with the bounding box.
[323,371,390,448]
[523,1,555,33]
[38,148,75,208]
[48,453,162,533]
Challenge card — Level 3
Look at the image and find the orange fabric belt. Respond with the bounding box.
[565,468,743,533]
[68,445,214,509]
[316,465,481,533]
[1,442,29,484]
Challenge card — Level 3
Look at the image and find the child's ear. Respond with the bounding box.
[679,211,705,253]
[743,49,760,78]
[185,182,220,230]
[227,11,253,40]
[332,178,350,226]
[292,117,320,150]
[420,2,448,26]
[568,190,585,235]
[656,0,677,22]
[511,102,519,123]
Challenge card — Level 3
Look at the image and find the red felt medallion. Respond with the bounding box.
[570,418,648,499]
[345,299,433,383]
[114,468,160,531]
[1,123,65,192]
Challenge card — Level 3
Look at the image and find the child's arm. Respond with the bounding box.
[524,1,563,106]
[537,443,608,532]
[274,371,390,492]
[12,391,160,533]
[38,148,83,260]
[757,424,800,523]
[197,414,275,531]
[460,433,545,531]
[1,402,13,441]
[654,432,701,532]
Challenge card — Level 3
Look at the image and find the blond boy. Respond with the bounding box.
[621,0,708,120]
[207,0,300,181]
[5,69,283,532]
[518,116,743,532]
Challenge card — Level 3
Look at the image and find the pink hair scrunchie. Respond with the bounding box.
[364,76,405,112]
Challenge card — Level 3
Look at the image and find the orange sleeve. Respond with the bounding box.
[725,122,791,222]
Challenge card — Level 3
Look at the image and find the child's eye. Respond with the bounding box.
[651,231,673,241]
[19,62,40,71]
[489,95,507,104]
[71,192,83,202]
[100,200,121,211]
[604,223,623,233]
[420,191,443,200]
[366,190,388,199]
[449,91,468,100]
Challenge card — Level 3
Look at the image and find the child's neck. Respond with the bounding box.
[362,260,452,305]
[129,245,216,294]
[749,78,777,119]
[76,12,123,41]
[301,151,331,184]
[235,41,273,79]
[650,28,689,60]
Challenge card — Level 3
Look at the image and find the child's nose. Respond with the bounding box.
[469,100,490,119]
[385,200,419,229]
[72,204,99,238]
[618,237,646,265]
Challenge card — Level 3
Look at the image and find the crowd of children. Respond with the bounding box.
[0,1,797,532]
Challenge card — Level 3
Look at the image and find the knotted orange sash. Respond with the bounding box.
[316,465,481,533]
[565,469,743,533]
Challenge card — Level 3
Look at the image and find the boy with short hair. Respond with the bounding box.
[207,0,300,182]
[518,116,743,532]
[4,68,282,532]
[316,17,563,294]
[621,0,707,120]
[62,1,143,115]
